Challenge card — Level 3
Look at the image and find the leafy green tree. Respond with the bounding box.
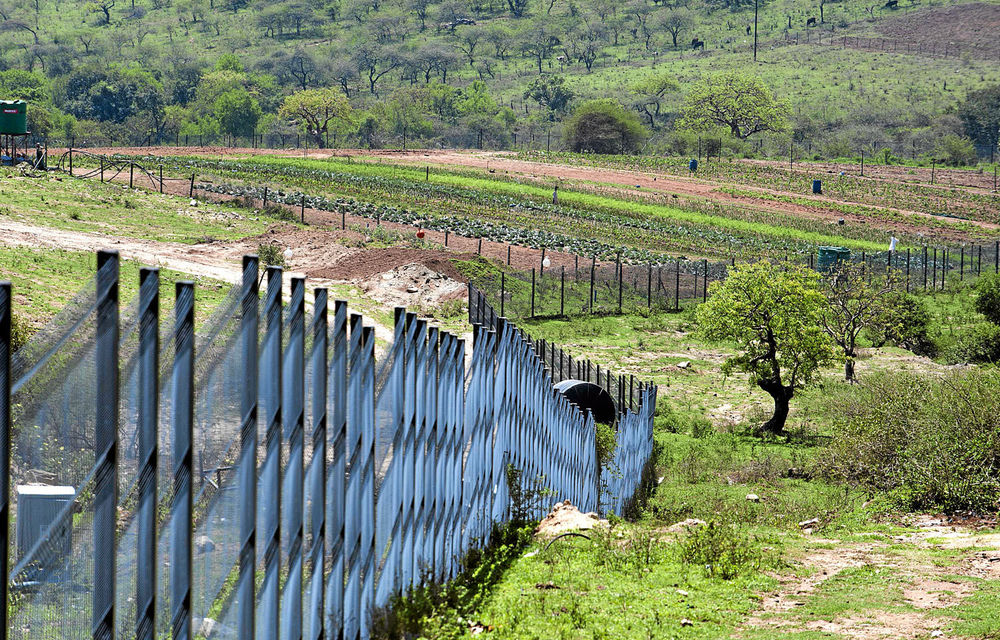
[563,99,646,154]
[679,71,790,140]
[975,273,1000,326]
[523,75,573,121]
[630,71,679,129]
[697,261,838,434]
[278,88,355,148]
[933,134,978,167]
[819,263,900,381]
[958,85,1000,159]
[215,88,262,139]
[381,87,433,149]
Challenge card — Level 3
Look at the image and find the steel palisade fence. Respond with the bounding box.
[467,285,657,517]
[0,250,656,640]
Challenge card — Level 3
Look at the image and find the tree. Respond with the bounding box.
[975,273,1000,326]
[523,75,573,120]
[697,261,838,434]
[279,88,355,148]
[381,88,433,149]
[819,263,900,381]
[678,71,790,140]
[630,71,679,129]
[660,9,693,48]
[352,42,401,95]
[215,88,261,139]
[91,0,116,25]
[564,99,646,154]
[519,22,561,74]
[505,0,529,18]
[958,85,1000,159]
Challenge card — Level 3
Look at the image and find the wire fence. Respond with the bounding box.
[467,242,1000,324]
[0,250,656,640]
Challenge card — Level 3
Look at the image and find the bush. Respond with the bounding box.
[933,134,978,167]
[975,273,1000,325]
[257,242,286,268]
[11,311,30,352]
[866,292,936,357]
[678,522,769,580]
[822,369,1000,512]
[945,323,1000,364]
[563,100,647,155]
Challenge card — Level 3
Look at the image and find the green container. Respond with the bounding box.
[817,246,850,271]
[0,100,27,135]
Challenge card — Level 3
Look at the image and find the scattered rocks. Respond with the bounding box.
[746,493,761,502]
[676,360,691,370]
[680,618,694,627]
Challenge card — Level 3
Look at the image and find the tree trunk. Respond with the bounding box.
[758,380,794,434]
[845,357,855,382]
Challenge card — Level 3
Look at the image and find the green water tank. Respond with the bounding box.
[0,101,28,135]
[817,246,851,272]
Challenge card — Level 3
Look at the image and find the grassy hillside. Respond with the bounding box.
[2,0,999,160]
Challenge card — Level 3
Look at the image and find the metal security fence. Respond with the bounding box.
[0,251,656,640]
[468,284,657,518]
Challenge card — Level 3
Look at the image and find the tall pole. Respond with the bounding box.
[753,0,759,62]
[0,281,11,640]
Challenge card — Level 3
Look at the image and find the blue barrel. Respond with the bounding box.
[689,159,698,172]
[812,179,822,194]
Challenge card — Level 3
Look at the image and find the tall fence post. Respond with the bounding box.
[0,281,10,640]
[674,259,680,311]
[238,255,259,640]
[326,299,347,638]
[136,268,159,640]
[308,289,328,640]
[500,273,505,318]
[170,281,195,640]
[283,277,306,640]
[94,250,119,640]
[159,166,164,193]
[906,248,911,292]
[702,259,708,303]
[531,268,536,318]
[130,162,134,189]
[560,266,565,316]
[261,266,284,639]
[189,173,195,198]
[589,258,596,314]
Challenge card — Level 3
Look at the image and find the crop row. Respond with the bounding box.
[519,151,1000,225]
[138,154,890,258]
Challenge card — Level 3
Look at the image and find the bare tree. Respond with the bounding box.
[661,9,693,48]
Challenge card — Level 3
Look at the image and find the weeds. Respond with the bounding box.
[257,242,286,268]
[678,521,775,580]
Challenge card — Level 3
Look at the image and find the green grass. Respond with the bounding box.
[0,245,232,330]
[468,524,780,639]
[0,168,284,243]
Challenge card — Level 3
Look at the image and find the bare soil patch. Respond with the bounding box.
[877,2,1000,62]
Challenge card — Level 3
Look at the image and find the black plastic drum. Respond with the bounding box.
[553,379,617,425]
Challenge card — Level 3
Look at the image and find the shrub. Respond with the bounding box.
[867,291,936,357]
[678,521,768,580]
[974,273,1000,325]
[11,311,31,352]
[945,323,1000,364]
[822,369,1000,512]
[257,242,286,268]
[563,100,647,155]
[933,134,978,167]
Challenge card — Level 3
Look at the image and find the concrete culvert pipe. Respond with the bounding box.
[554,380,617,425]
